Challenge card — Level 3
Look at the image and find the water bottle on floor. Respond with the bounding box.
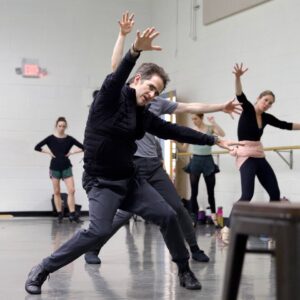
[217,206,224,227]
[198,208,206,225]
[206,206,212,225]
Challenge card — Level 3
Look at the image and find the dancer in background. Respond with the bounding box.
[34,117,84,223]
[221,63,300,243]
[180,114,225,227]
[84,11,241,266]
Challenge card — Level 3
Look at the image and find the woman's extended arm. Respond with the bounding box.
[232,63,248,96]
[111,11,135,71]
[207,116,225,137]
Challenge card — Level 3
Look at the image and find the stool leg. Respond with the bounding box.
[222,231,248,300]
[275,226,300,300]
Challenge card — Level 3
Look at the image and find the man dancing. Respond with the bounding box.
[25,22,240,295]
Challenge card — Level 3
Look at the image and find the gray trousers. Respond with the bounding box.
[42,170,189,272]
[88,157,198,256]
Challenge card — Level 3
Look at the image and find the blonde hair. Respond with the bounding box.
[258,90,275,100]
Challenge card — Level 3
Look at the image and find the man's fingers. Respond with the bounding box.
[233,106,243,112]
[144,28,151,37]
[233,102,243,107]
[233,109,241,115]
[145,27,155,38]
[151,45,162,51]
[142,28,150,38]
[149,31,160,40]
[233,105,243,111]
[139,27,158,39]
[149,27,156,34]
[220,144,231,151]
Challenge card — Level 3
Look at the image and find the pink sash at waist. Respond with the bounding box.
[230,140,265,169]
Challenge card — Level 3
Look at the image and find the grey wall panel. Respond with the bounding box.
[203,0,272,24]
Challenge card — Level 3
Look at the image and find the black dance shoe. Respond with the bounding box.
[178,270,202,290]
[69,213,83,224]
[25,264,49,294]
[84,251,102,264]
[192,249,210,262]
[57,212,64,223]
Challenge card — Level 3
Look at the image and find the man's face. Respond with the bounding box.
[131,74,164,106]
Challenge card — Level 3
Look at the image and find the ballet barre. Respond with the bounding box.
[176,145,300,169]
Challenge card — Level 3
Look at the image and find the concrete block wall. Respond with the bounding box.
[0,0,153,211]
[1,0,300,215]
[150,0,300,216]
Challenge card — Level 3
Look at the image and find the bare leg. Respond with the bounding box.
[64,176,76,213]
[64,176,82,223]
[51,178,62,212]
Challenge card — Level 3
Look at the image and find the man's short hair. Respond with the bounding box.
[93,90,99,98]
[134,63,170,90]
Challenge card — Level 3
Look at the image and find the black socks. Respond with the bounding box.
[177,261,190,274]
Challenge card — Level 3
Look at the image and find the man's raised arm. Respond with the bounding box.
[97,25,162,105]
[144,111,243,151]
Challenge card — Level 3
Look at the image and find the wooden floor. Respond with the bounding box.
[0,217,276,300]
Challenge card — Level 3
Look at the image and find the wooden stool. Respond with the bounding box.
[222,202,300,300]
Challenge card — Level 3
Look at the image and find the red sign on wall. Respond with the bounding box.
[15,58,48,78]
[23,64,40,78]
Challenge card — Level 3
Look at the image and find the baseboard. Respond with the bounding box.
[0,211,89,217]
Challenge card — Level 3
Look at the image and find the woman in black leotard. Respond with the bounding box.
[35,117,84,223]
[221,63,300,243]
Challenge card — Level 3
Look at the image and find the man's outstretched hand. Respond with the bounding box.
[216,139,245,151]
[133,27,162,52]
[222,98,243,119]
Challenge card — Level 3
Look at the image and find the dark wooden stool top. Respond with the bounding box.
[223,201,300,300]
[232,202,300,220]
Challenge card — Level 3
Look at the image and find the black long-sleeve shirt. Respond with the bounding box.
[237,93,293,141]
[83,50,216,179]
[34,135,84,171]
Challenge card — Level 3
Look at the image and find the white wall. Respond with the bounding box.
[150,0,300,216]
[0,0,152,211]
[2,0,300,215]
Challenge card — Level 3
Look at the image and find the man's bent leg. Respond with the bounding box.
[123,178,201,290]
[25,176,128,294]
[147,164,209,262]
[85,209,133,264]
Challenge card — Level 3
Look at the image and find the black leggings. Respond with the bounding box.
[227,157,280,227]
[239,157,280,201]
[189,172,216,214]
